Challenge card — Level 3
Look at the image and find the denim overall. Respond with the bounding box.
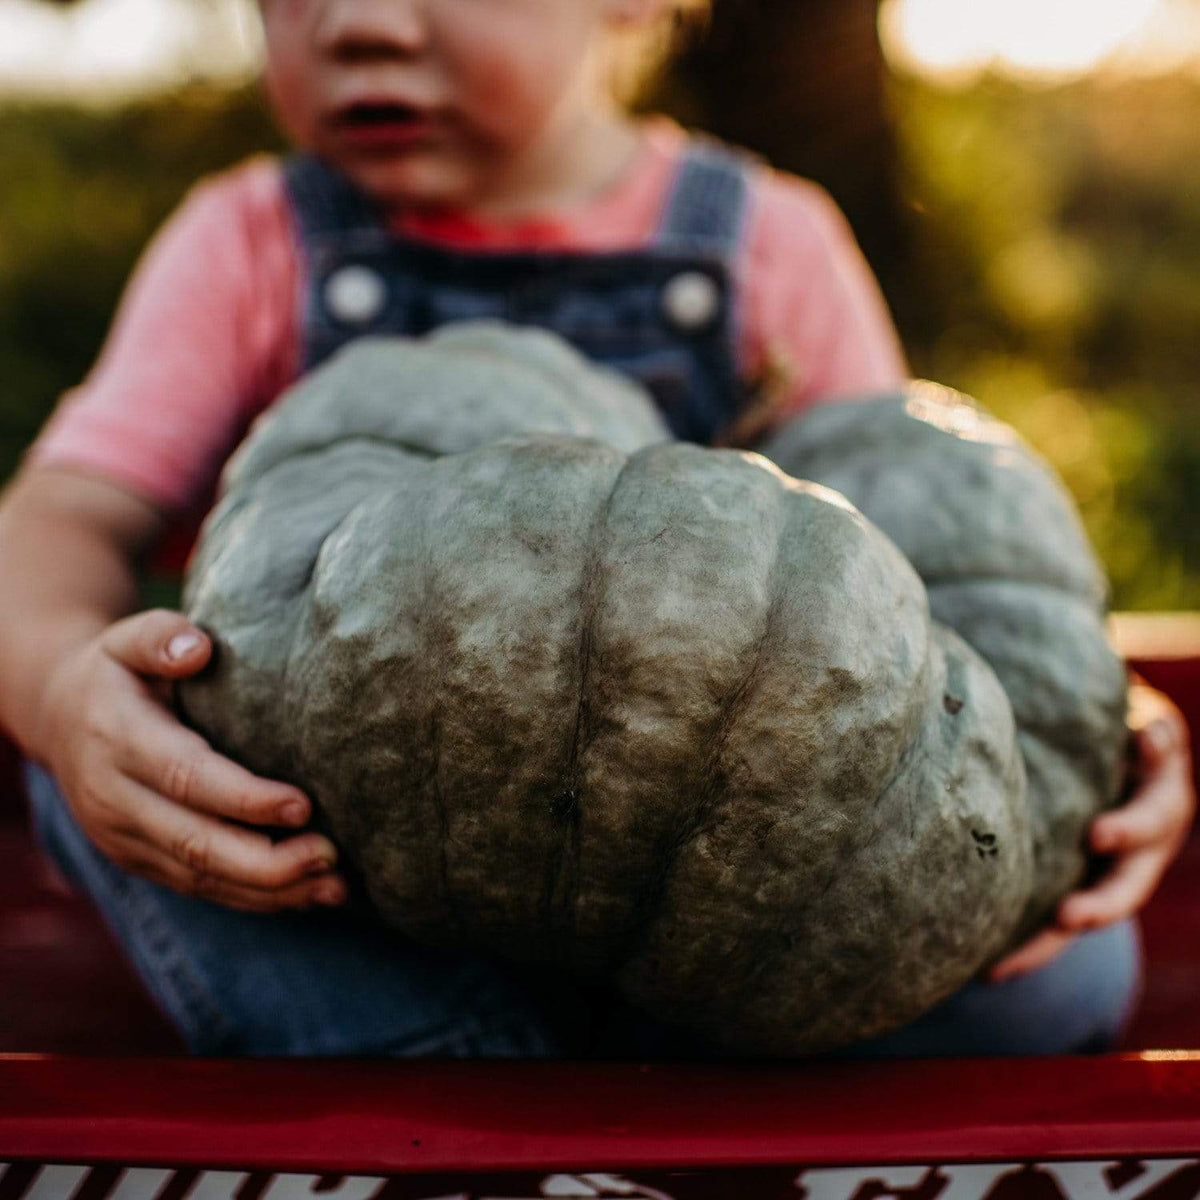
[24,141,1141,1057]
[286,142,754,441]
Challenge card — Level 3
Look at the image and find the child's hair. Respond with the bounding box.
[606,0,712,105]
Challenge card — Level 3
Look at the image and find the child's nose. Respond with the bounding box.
[316,0,429,61]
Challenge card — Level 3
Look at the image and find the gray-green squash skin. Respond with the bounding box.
[178,323,1126,1054]
[756,382,1129,940]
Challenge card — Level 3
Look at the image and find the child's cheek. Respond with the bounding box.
[460,54,536,125]
[262,67,308,147]
[259,4,321,142]
[450,32,577,141]
[262,52,323,149]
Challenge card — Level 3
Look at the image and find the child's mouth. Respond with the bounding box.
[332,102,437,149]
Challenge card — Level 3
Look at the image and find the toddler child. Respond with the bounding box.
[0,0,1190,1057]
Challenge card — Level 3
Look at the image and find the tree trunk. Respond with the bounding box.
[652,0,908,306]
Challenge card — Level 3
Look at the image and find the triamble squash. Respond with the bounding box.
[178,322,1128,1054]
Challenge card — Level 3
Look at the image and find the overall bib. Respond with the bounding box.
[24,142,1141,1057]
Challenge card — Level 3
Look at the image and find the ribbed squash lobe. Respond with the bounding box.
[179,325,1125,1053]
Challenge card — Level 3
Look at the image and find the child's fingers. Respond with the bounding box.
[104,828,347,912]
[117,696,312,828]
[113,769,340,895]
[989,927,1077,982]
[1058,848,1164,930]
[1129,715,1190,788]
[1091,766,1192,854]
[1141,717,1183,766]
[1127,685,1191,767]
[101,608,211,678]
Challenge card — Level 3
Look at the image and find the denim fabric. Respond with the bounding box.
[284,141,754,444]
[25,761,574,1056]
[584,926,1142,1061]
[26,756,1141,1059]
[839,916,1143,1057]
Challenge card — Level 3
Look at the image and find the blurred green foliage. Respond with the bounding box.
[0,70,1197,609]
[0,85,281,483]
[890,72,1200,610]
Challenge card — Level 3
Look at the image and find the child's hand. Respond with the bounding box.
[37,608,348,913]
[989,681,1195,982]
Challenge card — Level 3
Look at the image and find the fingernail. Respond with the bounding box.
[314,878,346,905]
[306,853,337,876]
[278,799,308,826]
[166,632,202,661]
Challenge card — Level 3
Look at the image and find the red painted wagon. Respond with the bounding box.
[3,613,1199,1200]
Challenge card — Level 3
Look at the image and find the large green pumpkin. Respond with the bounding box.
[178,322,1127,1054]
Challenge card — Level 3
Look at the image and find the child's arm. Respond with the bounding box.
[731,172,909,445]
[0,464,347,912]
[990,681,1195,980]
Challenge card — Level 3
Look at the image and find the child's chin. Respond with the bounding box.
[338,156,476,212]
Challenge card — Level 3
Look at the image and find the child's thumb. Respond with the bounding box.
[102,608,212,678]
[1137,715,1180,775]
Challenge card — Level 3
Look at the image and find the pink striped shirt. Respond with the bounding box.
[27,117,906,518]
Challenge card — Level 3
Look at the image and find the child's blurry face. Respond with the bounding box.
[258,0,647,212]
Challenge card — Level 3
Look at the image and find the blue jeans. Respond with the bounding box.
[24,762,1142,1058]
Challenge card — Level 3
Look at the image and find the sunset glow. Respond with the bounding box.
[880,0,1195,82]
[4,0,1200,98]
[0,0,261,100]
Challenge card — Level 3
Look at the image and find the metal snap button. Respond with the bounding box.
[661,270,722,332]
[323,264,388,325]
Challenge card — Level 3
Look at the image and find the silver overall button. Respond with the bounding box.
[661,270,722,332]
[324,264,388,325]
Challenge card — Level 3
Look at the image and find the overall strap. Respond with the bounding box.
[278,146,755,445]
[653,136,755,260]
[282,154,398,372]
[283,153,387,242]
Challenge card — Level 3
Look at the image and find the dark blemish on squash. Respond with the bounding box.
[972,829,999,859]
[518,527,556,557]
[550,790,577,819]
[943,693,964,715]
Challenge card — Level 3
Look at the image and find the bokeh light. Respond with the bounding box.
[0,0,261,100]
[880,0,1169,82]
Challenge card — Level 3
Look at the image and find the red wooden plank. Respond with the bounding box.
[6,1055,1200,1171]
[0,824,184,1054]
